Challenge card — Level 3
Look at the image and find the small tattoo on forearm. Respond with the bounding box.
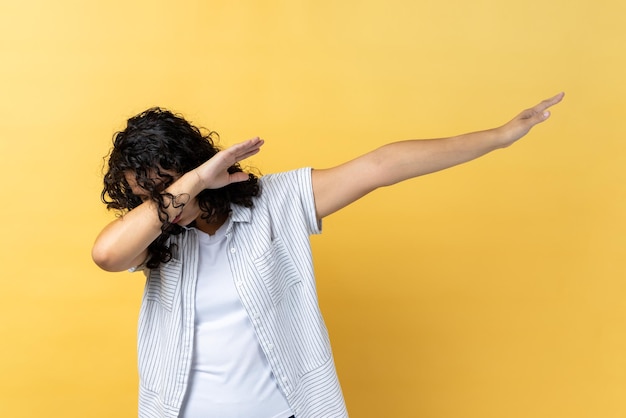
[163,193,190,209]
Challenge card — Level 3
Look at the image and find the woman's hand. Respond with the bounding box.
[496,92,565,147]
[166,137,264,225]
[193,137,264,190]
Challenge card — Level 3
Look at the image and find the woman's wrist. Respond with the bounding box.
[156,171,203,224]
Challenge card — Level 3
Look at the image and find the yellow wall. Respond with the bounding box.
[1,1,624,417]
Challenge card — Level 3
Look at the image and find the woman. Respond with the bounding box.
[93,92,564,418]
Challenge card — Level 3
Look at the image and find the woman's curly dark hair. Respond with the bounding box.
[102,107,260,269]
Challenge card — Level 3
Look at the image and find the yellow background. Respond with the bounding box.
[1,0,624,417]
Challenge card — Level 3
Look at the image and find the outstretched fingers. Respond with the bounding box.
[516,92,564,126]
[226,137,264,161]
[235,137,265,160]
[532,92,565,119]
[223,138,264,183]
[215,137,264,167]
[541,91,566,109]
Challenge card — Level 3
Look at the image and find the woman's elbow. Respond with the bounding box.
[91,243,126,272]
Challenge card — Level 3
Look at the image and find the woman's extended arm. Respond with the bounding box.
[311,92,564,219]
[92,138,264,272]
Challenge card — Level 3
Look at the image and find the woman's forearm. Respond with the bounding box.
[91,170,204,272]
[372,128,505,187]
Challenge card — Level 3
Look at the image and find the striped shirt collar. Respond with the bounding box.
[231,204,252,224]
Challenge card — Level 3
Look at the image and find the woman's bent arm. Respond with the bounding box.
[92,138,264,272]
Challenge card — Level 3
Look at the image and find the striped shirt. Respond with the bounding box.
[135,168,348,418]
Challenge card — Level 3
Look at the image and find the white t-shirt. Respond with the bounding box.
[179,218,293,418]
